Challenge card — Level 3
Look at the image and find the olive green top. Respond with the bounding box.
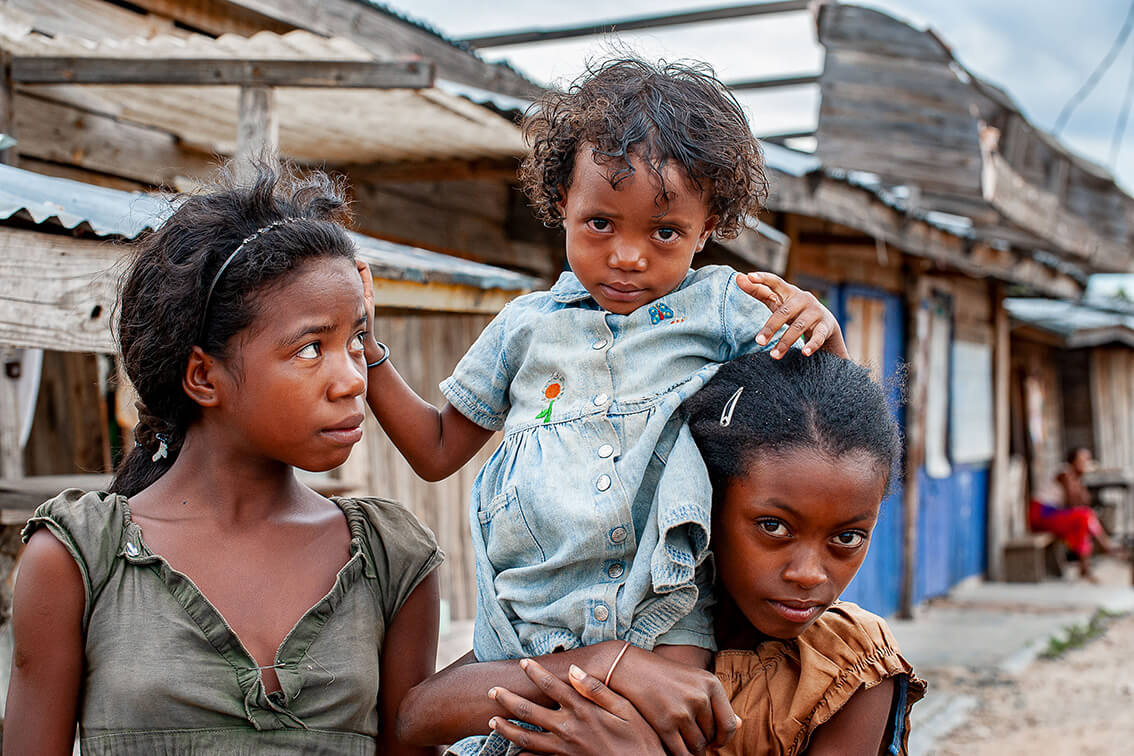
[22,489,444,755]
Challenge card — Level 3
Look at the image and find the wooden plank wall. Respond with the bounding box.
[1010,337,1065,498]
[336,311,496,621]
[1090,348,1134,474]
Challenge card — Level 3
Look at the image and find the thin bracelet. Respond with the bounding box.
[604,641,632,687]
[366,341,390,369]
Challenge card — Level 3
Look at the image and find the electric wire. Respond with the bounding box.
[1053,0,1134,136]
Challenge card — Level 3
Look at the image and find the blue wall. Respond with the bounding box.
[915,464,989,601]
[799,280,991,615]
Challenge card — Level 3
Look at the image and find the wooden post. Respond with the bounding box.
[235,85,278,185]
[899,273,930,619]
[0,50,16,167]
[986,285,1011,580]
[0,350,22,481]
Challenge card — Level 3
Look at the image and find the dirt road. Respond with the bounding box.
[932,611,1134,754]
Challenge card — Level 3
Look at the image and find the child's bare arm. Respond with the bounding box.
[805,677,895,755]
[4,531,85,756]
[736,272,849,359]
[357,261,494,481]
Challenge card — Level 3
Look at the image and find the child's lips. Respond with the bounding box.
[599,282,645,301]
[322,414,364,444]
[766,599,825,624]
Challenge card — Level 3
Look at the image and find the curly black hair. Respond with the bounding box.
[111,167,356,497]
[519,56,768,239]
[682,350,902,497]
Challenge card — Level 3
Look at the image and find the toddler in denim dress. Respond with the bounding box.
[363,57,846,755]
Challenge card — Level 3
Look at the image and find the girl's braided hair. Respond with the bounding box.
[112,167,356,497]
[519,56,769,239]
[682,350,902,496]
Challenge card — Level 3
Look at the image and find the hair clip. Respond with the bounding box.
[720,386,744,427]
[151,433,171,463]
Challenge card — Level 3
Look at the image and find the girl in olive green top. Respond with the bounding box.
[6,170,443,755]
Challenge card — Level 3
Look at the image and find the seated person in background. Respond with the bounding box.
[1030,447,1122,581]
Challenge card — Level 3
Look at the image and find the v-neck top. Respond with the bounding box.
[22,488,443,755]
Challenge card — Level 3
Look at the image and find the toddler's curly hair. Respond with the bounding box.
[519,56,768,240]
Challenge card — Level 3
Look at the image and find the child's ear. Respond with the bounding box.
[695,215,719,252]
[183,346,222,408]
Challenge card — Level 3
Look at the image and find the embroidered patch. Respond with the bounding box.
[648,302,674,324]
[536,373,564,424]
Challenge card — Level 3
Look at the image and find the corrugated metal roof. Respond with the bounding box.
[1005,297,1134,348]
[0,12,526,164]
[0,163,537,291]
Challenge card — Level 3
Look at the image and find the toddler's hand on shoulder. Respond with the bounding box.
[739,272,849,359]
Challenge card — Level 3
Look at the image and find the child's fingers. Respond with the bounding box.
[801,319,833,356]
[736,279,780,308]
[518,658,588,709]
[773,310,823,358]
[757,294,808,351]
[708,686,742,749]
[488,713,560,754]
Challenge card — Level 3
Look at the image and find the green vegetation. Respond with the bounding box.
[1041,608,1127,659]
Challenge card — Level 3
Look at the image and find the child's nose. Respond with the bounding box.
[607,243,649,272]
[328,352,366,400]
[782,548,827,590]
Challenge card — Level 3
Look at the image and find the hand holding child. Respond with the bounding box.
[738,272,849,359]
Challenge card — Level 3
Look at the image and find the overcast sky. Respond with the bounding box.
[401,0,1134,192]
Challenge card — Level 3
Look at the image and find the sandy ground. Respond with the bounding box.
[931,606,1134,754]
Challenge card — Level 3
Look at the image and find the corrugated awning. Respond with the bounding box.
[0,11,526,164]
[0,162,538,292]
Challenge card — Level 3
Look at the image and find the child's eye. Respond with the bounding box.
[654,227,680,242]
[587,218,612,232]
[832,531,866,549]
[297,342,321,359]
[756,518,789,537]
[351,332,367,352]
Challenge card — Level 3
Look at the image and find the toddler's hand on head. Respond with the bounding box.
[739,272,849,360]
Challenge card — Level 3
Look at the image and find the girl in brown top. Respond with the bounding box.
[6,170,442,755]
[483,350,925,755]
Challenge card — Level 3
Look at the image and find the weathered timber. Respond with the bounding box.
[899,274,930,618]
[14,94,217,186]
[223,0,542,98]
[371,279,523,315]
[0,353,21,480]
[818,3,951,62]
[0,51,14,168]
[11,57,435,89]
[727,74,820,91]
[462,1,809,47]
[344,157,520,183]
[0,227,120,354]
[118,0,295,36]
[9,0,185,39]
[983,150,1130,271]
[987,289,1011,580]
[235,85,277,184]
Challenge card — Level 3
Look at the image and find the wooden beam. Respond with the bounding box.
[14,94,217,186]
[986,287,1011,581]
[462,1,809,47]
[0,51,15,168]
[899,275,930,619]
[0,353,21,480]
[223,0,542,98]
[235,85,278,185]
[727,74,820,91]
[10,57,434,89]
[756,130,815,143]
[345,157,520,183]
[371,278,524,315]
[118,0,295,36]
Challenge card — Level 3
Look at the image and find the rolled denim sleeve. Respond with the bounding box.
[652,558,717,651]
[721,270,780,360]
[439,305,514,431]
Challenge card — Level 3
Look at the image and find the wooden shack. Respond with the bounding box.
[0,0,580,623]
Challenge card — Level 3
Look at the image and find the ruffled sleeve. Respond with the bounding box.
[713,601,926,756]
[344,496,445,622]
[20,489,128,632]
